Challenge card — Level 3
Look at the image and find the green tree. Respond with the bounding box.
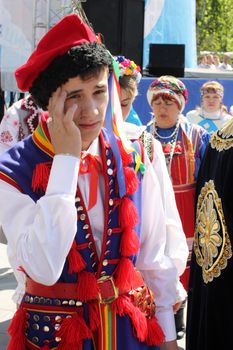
[196,0,233,53]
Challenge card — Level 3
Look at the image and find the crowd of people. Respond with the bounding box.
[198,53,233,71]
[1,12,233,350]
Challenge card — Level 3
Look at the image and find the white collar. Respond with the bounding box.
[82,137,101,156]
[200,109,222,120]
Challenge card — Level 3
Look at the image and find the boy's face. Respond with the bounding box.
[63,67,109,150]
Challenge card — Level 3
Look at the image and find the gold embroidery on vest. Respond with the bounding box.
[194,180,232,283]
[211,119,233,152]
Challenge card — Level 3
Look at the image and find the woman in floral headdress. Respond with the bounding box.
[147,75,210,339]
[116,59,189,336]
[115,55,142,126]
[186,81,232,134]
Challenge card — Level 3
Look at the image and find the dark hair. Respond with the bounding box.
[29,42,113,110]
[119,75,138,98]
[152,93,181,110]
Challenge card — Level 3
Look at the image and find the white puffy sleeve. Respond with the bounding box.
[0,155,79,286]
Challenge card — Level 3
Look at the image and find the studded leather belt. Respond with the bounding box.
[26,272,144,304]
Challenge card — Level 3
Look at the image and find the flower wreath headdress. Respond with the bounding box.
[115,55,142,84]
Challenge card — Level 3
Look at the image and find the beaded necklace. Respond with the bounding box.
[151,118,180,176]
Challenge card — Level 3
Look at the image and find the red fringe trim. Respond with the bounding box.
[114,258,138,291]
[124,166,139,196]
[76,271,99,302]
[88,302,100,331]
[56,312,92,350]
[119,197,139,230]
[115,296,147,342]
[120,228,140,256]
[7,307,26,350]
[68,241,86,274]
[146,317,165,346]
[31,162,51,192]
[57,344,81,350]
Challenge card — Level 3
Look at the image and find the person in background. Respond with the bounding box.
[146,75,210,340]
[186,105,233,350]
[219,53,233,71]
[115,55,142,126]
[116,55,189,324]
[213,54,221,69]
[205,54,216,69]
[0,14,183,350]
[197,54,208,69]
[186,81,232,134]
[0,94,41,154]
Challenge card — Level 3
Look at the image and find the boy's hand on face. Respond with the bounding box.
[48,87,82,158]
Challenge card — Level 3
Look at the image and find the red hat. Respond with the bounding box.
[15,14,97,92]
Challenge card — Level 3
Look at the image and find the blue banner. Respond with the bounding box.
[143,0,197,69]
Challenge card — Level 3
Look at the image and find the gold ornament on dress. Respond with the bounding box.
[211,119,233,152]
[194,180,232,283]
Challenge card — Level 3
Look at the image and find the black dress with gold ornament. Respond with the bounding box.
[186,119,233,350]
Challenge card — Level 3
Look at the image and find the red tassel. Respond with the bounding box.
[114,258,138,291]
[124,166,139,196]
[77,271,99,302]
[41,345,50,350]
[68,241,86,274]
[31,162,51,192]
[56,312,92,350]
[114,295,128,315]
[117,140,133,166]
[88,302,100,331]
[7,307,26,350]
[115,296,147,342]
[120,227,140,256]
[146,317,165,346]
[119,197,139,230]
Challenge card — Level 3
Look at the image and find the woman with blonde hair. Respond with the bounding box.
[186,81,232,134]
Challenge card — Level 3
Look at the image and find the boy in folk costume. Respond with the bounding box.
[0,15,187,350]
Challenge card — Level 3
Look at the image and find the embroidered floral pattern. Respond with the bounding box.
[194,180,232,283]
[162,140,183,155]
[198,194,222,269]
[0,130,13,143]
[22,95,40,134]
[211,119,233,151]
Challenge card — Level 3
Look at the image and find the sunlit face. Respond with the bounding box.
[213,56,220,65]
[120,88,135,120]
[206,55,214,65]
[63,68,109,150]
[202,92,222,113]
[151,96,180,128]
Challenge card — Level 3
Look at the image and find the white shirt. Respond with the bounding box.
[219,62,233,71]
[0,137,184,341]
[124,122,188,302]
[186,109,232,133]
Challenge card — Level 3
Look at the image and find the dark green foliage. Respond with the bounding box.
[196,0,233,54]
